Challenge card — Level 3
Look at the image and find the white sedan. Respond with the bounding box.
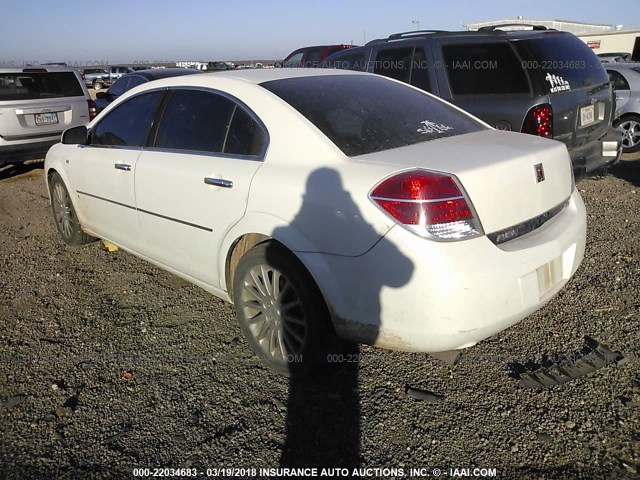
[45,68,586,375]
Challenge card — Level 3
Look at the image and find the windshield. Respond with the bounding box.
[261,75,485,157]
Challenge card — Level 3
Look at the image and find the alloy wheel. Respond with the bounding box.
[238,264,307,362]
[52,182,74,239]
[618,119,640,150]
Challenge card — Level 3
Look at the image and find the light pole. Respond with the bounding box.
[412,19,420,31]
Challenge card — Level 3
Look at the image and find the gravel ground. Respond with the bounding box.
[0,156,639,479]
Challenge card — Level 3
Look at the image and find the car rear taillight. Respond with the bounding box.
[87,99,97,121]
[370,170,483,240]
[522,104,553,138]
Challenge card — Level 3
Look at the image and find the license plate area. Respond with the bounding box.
[580,105,595,127]
[35,112,59,126]
[536,256,562,299]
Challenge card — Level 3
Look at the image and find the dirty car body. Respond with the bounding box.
[44,69,587,374]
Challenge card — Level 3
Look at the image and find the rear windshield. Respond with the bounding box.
[261,75,484,157]
[514,35,610,92]
[0,72,84,101]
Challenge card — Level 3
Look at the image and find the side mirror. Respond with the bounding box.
[62,126,88,145]
[95,91,107,99]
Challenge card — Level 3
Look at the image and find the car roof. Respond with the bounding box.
[604,63,640,72]
[0,66,82,74]
[182,67,366,84]
[125,68,205,80]
[364,28,571,46]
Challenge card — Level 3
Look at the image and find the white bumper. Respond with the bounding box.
[299,189,586,353]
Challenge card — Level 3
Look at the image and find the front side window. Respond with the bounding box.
[442,42,530,95]
[126,76,146,90]
[304,49,323,68]
[154,89,235,153]
[262,75,485,157]
[284,52,303,68]
[107,77,129,97]
[91,91,164,147]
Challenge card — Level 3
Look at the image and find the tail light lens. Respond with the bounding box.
[370,170,483,240]
[87,99,97,121]
[522,104,553,138]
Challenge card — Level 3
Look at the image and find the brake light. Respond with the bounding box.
[370,170,483,240]
[87,99,97,121]
[522,104,553,138]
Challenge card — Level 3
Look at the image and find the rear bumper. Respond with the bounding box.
[301,189,586,353]
[0,139,58,165]
[570,127,622,181]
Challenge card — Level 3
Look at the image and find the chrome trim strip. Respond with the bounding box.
[15,105,71,114]
[370,195,465,203]
[137,208,213,232]
[2,131,63,141]
[76,191,212,232]
[76,191,136,210]
[143,146,263,162]
[488,198,570,245]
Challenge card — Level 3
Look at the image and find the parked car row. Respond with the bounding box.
[606,65,640,152]
[0,66,96,164]
[321,27,622,178]
[79,65,134,90]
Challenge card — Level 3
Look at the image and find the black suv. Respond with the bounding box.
[325,26,622,178]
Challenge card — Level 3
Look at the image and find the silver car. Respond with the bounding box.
[607,64,640,153]
[0,67,94,165]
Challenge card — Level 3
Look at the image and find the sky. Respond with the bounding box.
[1,0,639,65]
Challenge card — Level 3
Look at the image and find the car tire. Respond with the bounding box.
[233,241,337,377]
[49,172,95,246]
[614,114,640,153]
[93,81,104,90]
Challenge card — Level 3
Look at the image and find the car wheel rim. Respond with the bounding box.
[239,264,306,362]
[617,120,640,149]
[52,182,73,239]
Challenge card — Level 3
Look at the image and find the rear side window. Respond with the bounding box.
[515,35,610,91]
[155,90,235,153]
[0,72,84,101]
[262,75,484,157]
[442,43,530,95]
[607,70,630,91]
[374,47,413,83]
[374,47,432,92]
[91,91,164,147]
[224,107,266,156]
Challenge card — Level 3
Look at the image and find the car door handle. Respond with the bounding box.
[204,177,233,188]
[114,163,131,171]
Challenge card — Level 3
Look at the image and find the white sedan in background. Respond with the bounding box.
[45,69,586,375]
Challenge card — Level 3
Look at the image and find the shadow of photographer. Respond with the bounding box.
[270,168,414,468]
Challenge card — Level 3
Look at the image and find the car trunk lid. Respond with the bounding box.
[356,130,573,235]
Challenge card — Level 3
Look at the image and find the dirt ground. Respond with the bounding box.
[0,154,639,479]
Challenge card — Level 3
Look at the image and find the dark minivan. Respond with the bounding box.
[325,27,622,178]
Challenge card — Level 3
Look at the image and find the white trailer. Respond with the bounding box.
[578,30,640,59]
